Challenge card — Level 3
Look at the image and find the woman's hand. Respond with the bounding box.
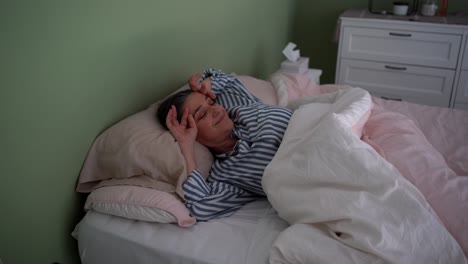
[166,105,197,148]
[188,73,216,100]
[166,105,198,173]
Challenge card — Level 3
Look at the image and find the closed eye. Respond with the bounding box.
[197,110,207,121]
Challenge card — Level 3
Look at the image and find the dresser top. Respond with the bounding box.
[340,9,468,26]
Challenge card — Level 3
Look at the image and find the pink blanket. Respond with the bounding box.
[363,103,468,257]
[272,72,468,257]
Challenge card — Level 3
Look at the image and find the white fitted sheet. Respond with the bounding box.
[73,199,288,264]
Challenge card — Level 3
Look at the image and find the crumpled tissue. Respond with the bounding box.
[281,42,309,74]
[282,42,301,62]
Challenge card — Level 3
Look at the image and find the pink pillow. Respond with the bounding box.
[237,75,278,105]
[271,72,351,104]
[85,185,196,227]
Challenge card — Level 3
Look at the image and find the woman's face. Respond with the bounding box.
[183,92,233,147]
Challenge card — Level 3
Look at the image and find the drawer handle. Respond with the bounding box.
[385,65,407,71]
[381,96,403,101]
[389,32,412,37]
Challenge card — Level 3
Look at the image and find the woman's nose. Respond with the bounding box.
[209,103,223,117]
[211,107,220,117]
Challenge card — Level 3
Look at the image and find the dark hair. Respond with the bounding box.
[157,89,192,130]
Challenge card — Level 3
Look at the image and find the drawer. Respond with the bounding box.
[341,26,462,69]
[337,59,454,107]
[455,70,468,104]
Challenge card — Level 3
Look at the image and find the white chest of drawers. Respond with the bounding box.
[335,9,468,110]
[455,34,468,110]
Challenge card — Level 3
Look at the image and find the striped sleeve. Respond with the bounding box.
[183,169,259,221]
[200,68,260,104]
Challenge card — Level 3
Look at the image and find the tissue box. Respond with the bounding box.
[280,57,309,74]
[274,67,323,85]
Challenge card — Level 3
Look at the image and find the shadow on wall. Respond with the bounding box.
[291,0,370,84]
[77,28,274,134]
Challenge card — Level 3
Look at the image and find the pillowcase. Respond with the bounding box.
[85,185,196,227]
[77,84,214,198]
[236,75,278,105]
[270,72,351,105]
[77,75,278,225]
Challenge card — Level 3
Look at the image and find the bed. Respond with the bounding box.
[72,72,468,264]
[73,199,288,264]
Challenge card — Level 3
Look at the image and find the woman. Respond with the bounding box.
[157,68,292,220]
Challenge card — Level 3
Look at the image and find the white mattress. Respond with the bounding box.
[72,199,289,264]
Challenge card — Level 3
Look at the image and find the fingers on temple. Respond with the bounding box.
[181,108,188,126]
[172,105,179,125]
[188,114,196,128]
[189,73,202,88]
[165,105,178,129]
[166,107,173,128]
[201,85,208,94]
[208,91,216,100]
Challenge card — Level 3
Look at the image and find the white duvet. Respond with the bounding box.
[262,88,466,264]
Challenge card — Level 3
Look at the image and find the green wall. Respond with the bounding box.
[0,1,294,263]
[293,0,468,84]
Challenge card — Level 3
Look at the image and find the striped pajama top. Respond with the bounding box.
[182,68,292,221]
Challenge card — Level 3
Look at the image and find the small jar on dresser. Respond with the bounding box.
[335,9,468,110]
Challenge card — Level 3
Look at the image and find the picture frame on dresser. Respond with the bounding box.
[335,9,468,111]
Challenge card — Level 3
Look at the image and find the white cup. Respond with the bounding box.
[421,4,438,16]
[393,2,409,16]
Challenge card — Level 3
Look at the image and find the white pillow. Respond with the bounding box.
[85,185,196,227]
